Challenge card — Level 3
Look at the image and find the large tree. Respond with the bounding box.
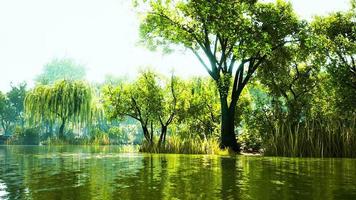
[136,0,302,151]
[24,80,93,139]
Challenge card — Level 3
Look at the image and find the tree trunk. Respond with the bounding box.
[150,121,154,144]
[1,121,11,136]
[163,128,167,144]
[220,97,240,152]
[142,124,149,142]
[59,118,66,139]
[4,127,10,136]
[158,125,167,147]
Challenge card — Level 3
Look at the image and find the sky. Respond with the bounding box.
[0,0,351,91]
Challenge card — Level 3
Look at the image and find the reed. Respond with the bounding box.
[263,116,356,157]
[140,135,224,155]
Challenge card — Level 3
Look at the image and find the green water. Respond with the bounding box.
[0,146,356,200]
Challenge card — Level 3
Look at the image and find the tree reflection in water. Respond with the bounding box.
[1,146,356,200]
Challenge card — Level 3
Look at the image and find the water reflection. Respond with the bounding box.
[0,146,356,200]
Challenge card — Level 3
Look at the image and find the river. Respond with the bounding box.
[0,145,356,200]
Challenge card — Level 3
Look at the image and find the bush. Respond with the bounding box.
[90,128,110,145]
[7,127,40,145]
[238,130,262,153]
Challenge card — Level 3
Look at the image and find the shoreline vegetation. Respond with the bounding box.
[0,0,355,158]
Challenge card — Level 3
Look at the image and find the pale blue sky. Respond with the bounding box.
[0,0,350,91]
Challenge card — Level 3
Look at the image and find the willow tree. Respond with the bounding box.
[136,0,302,151]
[25,80,93,139]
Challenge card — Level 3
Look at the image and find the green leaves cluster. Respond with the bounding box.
[0,83,27,135]
[24,80,93,137]
[103,70,180,144]
[311,5,356,115]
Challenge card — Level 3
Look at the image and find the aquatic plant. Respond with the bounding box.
[140,135,223,155]
[263,116,356,158]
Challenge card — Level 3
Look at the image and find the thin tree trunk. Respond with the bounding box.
[142,124,150,143]
[59,118,66,139]
[150,121,154,144]
[158,125,167,147]
[1,121,11,136]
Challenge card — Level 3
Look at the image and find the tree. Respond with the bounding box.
[35,58,87,85]
[103,71,162,145]
[156,75,180,146]
[103,70,182,146]
[0,92,17,135]
[6,82,27,128]
[24,80,93,139]
[136,0,302,151]
[0,83,27,135]
[311,3,356,115]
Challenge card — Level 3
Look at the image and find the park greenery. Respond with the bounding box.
[0,0,355,157]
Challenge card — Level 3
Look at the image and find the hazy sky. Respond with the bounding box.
[0,0,350,91]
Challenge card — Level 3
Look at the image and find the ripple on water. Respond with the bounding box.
[1,146,356,200]
[0,180,9,199]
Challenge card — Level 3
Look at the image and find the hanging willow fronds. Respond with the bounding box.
[24,80,93,127]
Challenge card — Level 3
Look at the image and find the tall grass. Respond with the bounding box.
[140,135,225,155]
[264,116,356,157]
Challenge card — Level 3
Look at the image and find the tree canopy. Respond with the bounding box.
[311,5,356,115]
[25,80,93,138]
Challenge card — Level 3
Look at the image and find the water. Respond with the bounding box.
[0,146,356,200]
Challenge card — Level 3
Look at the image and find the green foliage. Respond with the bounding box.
[6,82,27,125]
[258,43,320,124]
[7,127,40,145]
[177,78,220,139]
[1,1,356,158]
[136,0,303,151]
[140,135,222,155]
[0,91,17,135]
[103,70,160,122]
[103,70,184,145]
[90,128,110,145]
[24,80,93,138]
[108,126,128,144]
[311,5,356,115]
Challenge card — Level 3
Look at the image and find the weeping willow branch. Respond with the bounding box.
[24,80,93,138]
